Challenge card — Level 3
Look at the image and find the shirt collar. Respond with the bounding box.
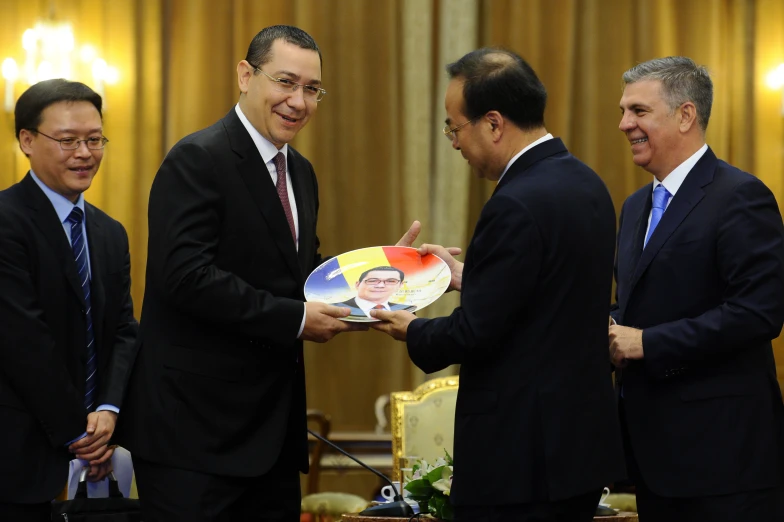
[355,296,389,313]
[235,104,288,165]
[29,170,86,224]
[498,133,554,183]
[653,143,708,196]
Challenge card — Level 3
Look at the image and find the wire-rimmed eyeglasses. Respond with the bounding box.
[252,65,327,102]
[443,116,479,141]
[32,129,109,150]
[362,278,401,286]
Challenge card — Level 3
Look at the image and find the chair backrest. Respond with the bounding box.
[306,409,332,494]
[390,376,459,482]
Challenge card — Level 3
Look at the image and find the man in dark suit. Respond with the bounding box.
[332,266,416,319]
[118,25,387,521]
[0,79,138,522]
[611,56,784,522]
[372,48,625,522]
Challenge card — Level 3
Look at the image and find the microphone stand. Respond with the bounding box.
[308,429,414,517]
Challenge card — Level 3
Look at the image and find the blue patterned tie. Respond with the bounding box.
[67,207,97,412]
[644,185,672,248]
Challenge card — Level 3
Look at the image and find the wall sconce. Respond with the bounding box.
[766,63,784,117]
[2,17,119,112]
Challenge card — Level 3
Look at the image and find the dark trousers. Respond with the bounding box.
[0,501,50,522]
[620,399,784,522]
[133,450,301,522]
[453,490,602,522]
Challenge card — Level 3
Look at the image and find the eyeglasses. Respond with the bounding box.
[252,65,327,102]
[362,278,401,286]
[32,129,109,150]
[443,116,479,141]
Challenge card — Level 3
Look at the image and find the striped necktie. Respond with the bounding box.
[67,207,97,412]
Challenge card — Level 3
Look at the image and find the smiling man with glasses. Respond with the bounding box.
[0,79,138,522]
[331,266,417,319]
[118,24,412,522]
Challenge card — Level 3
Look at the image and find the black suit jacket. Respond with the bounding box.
[407,139,626,506]
[0,174,137,503]
[119,108,321,477]
[612,148,784,497]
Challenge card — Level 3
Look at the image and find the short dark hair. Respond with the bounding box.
[622,56,713,132]
[15,79,102,140]
[245,25,322,69]
[358,266,404,283]
[446,48,547,131]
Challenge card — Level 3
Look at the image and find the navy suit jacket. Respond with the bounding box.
[407,139,626,506]
[612,147,784,497]
[0,174,137,503]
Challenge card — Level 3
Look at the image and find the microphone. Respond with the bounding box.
[307,428,414,517]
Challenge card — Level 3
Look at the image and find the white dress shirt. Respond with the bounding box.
[643,144,708,240]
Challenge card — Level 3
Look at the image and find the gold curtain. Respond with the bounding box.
[1,0,783,431]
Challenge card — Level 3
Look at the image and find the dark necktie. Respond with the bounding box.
[273,152,296,243]
[273,153,302,368]
[67,207,97,412]
[644,184,672,248]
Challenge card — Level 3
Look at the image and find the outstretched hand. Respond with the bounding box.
[369,309,417,341]
[300,302,368,342]
[396,220,462,257]
[417,243,464,292]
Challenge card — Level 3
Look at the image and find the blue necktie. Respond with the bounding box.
[67,207,97,412]
[644,185,672,248]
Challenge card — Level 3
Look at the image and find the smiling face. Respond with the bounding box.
[355,270,402,304]
[618,79,689,180]
[237,39,322,148]
[18,101,103,202]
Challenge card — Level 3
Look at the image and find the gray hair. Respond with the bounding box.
[622,56,713,132]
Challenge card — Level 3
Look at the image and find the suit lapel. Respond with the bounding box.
[85,204,106,356]
[617,188,650,319]
[629,188,651,277]
[224,110,302,282]
[288,150,312,280]
[21,174,85,306]
[628,149,716,293]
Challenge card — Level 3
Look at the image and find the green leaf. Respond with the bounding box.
[425,465,446,484]
[443,448,454,466]
[403,478,434,498]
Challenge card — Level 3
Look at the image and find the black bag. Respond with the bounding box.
[50,470,142,522]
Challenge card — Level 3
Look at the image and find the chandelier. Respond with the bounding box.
[2,16,119,111]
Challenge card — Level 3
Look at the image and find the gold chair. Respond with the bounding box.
[390,376,459,482]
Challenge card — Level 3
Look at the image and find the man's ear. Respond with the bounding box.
[679,102,698,132]
[18,129,35,156]
[486,111,504,141]
[237,60,254,94]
